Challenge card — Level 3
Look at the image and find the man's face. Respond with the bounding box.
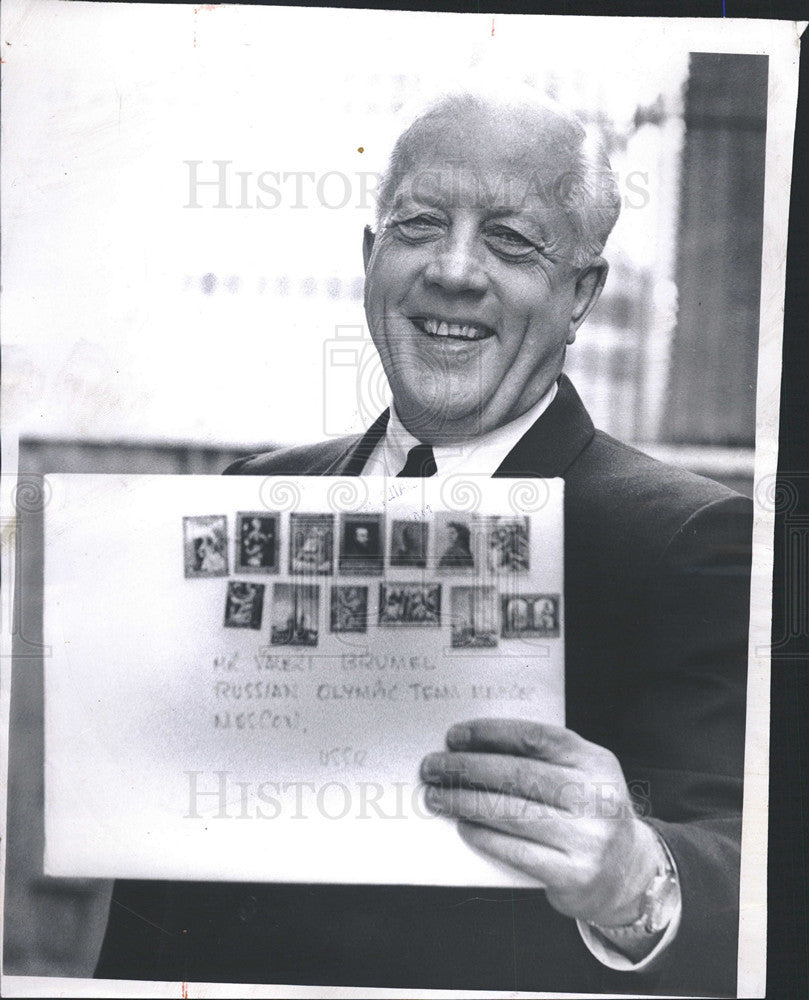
[363,104,607,442]
[355,527,369,546]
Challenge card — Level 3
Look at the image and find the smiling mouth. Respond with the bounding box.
[410,317,495,341]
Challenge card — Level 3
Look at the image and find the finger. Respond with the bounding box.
[446,719,592,766]
[457,820,578,888]
[424,785,571,849]
[421,751,579,810]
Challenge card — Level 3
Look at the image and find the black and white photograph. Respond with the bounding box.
[330,584,369,633]
[389,518,428,568]
[182,514,228,578]
[338,513,384,574]
[378,583,442,626]
[224,580,265,630]
[270,583,319,646]
[450,586,499,648]
[2,3,806,999]
[289,512,333,575]
[501,593,561,639]
[235,512,279,573]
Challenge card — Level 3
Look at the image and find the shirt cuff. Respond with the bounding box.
[576,834,682,972]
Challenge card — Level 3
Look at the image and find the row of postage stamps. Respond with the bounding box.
[222,581,560,645]
[183,512,531,579]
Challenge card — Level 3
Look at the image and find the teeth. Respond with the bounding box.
[417,317,490,340]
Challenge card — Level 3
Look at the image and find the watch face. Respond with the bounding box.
[646,873,680,933]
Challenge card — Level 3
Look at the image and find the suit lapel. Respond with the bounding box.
[322,376,594,479]
[323,409,391,475]
[492,375,595,479]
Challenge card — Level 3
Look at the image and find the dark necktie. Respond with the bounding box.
[396,443,437,478]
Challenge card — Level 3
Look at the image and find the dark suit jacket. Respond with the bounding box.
[97,376,752,996]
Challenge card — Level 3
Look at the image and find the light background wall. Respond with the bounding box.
[3,4,762,457]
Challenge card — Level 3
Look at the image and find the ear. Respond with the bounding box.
[567,258,608,344]
[362,225,376,273]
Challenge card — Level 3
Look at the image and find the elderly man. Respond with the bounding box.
[97,90,751,996]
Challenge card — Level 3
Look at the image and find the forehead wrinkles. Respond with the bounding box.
[388,106,582,217]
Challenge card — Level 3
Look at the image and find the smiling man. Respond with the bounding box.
[97,90,752,996]
[361,93,609,448]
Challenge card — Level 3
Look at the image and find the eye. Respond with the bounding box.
[390,214,445,242]
[484,225,540,260]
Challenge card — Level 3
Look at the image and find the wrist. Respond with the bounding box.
[598,820,668,927]
[591,825,680,935]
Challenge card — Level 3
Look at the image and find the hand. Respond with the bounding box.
[420,717,663,926]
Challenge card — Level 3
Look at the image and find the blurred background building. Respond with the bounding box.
[3,4,765,981]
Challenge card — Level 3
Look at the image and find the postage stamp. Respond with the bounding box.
[183,515,228,578]
[434,514,476,573]
[224,581,265,629]
[330,585,369,633]
[501,593,560,638]
[483,517,530,574]
[378,583,441,626]
[270,583,320,646]
[289,513,334,575]
[389,519,428,569]
[339,513,384,574]
[235,512,280,574]
[450,586,498,648]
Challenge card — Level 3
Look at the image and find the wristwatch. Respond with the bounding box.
[592,838,680,939]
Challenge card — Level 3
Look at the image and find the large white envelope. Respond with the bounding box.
[44,474,564,885]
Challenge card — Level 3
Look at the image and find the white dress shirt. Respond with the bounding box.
[362,383,558,478]
[361,380,681,971]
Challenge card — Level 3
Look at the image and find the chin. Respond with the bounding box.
[394,386,486,439]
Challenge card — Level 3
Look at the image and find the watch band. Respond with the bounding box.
[591,830,680,939]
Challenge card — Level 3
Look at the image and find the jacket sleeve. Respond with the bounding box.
[222,455,254,474]
[602,494,753,997]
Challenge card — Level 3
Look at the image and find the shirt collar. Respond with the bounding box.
[363,381,559,478]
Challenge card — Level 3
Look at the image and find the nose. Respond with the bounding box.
[422,225,488,296]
